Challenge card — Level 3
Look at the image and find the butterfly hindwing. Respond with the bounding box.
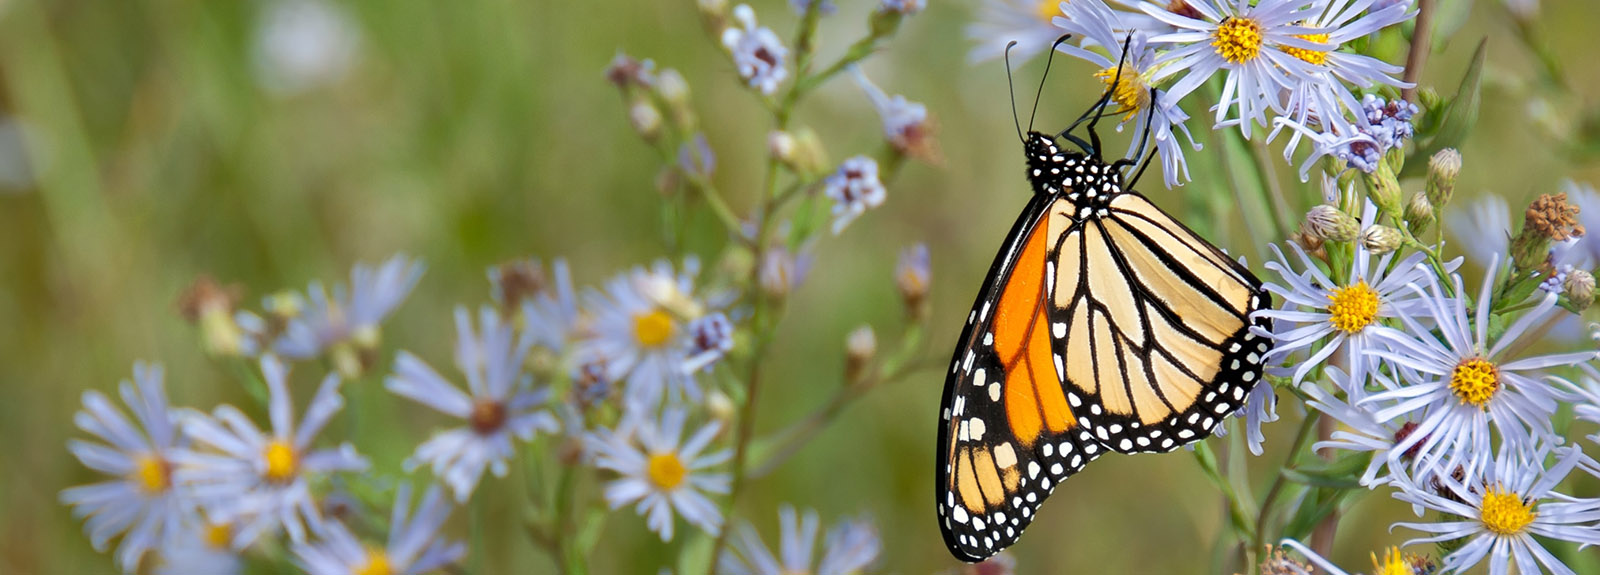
[936,194,1103,562]
[1045,190,1270,454]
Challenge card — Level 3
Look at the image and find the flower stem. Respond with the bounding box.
[1251,412,1321,574]
[1400,0,1434,102]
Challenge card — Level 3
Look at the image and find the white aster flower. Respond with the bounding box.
[173,356,369,548]
[521,259,581,354]
[824,156,887,235]
[968,0,1073,63]
[587,408,731,541]
[274,255,424,377]
[253,0,361,96]
[1269,0,1414,162]
[718,505,881,575]
[722,5,789,96]
[1054,0,1201,187]
[1361,259,1595,483]
[60,363,189,572]
[155,521,242,575]
[575,258,711,412]
[1391,444,1600,575]
[387,307,559,502]
[1446,194,1513,266]
[1272,538,1433,575]
[292,484,465,575]
[1303,367,1419,487]
[852,68,937,161]
[1142,0,1327,138]
[1257,204,1448,397]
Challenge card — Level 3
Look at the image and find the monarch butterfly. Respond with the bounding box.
[935,38,1271,562]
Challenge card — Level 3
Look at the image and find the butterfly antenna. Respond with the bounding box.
[1027,34,1074,134]
[1084,34,1134,161]
[1005,41,1025,144]
[1125,91,1162,189]
[1058,33,1134,156]
[1113,87,1159,172]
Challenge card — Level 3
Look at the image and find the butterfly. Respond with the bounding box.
[934,38,1271,562]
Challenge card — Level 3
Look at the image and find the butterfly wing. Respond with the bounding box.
[1046,190,1271,454]
[936,194,1105,562]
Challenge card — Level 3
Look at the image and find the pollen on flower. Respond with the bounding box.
[646,452,688,490]
[470,398,508,435]
[1449,358,1500,408]
[1479,486,1536,535]
[1212,17,1264,64]
[263,439,299,482]
[632,309,675,348]
[1370,546,1411,575]
[355,549,395,575]
[1280,33,1331,65]
[130,454,171,494]
[204,523,233,549]
[1093,66,1151,120]
[1327,281,1380,333]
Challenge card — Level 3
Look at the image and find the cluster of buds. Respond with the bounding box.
[1511,192,1585,273]
[768,129,829,177]
[606,52,699,148]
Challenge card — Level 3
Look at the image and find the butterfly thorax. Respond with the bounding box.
[1022,132,1122,221]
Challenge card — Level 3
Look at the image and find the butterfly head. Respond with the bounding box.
[1023,131,1098,197]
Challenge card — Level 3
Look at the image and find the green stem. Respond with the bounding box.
[1251,413,1321,575]
[1191,442,1257,544]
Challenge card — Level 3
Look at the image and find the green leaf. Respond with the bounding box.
[1282,487,1364,541]
[1281,452,1371,489]
[676,531,715,575]
[1404,38,1486,179]
[1430,0,1478,52]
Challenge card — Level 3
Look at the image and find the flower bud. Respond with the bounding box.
[658,68,690,107]
[629,101,662,142]
[896,243,931,321]
[1404,191,1434,234]
[178,276,247,357]
[697,0,729,30]
[1304,204,1360,243]
[1426,148,1461,208]
[768,131,796,165]
[1362,224,1404,255]
[845,325,876,382]
[1363,160,1404,215]
[707,389,737,424]
[1564,269,1595,311]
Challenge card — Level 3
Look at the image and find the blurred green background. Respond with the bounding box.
[4,0,1600,572]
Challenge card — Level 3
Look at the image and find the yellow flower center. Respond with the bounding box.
[1093,66,1151,121]
[1370,546,1408,575]
[130,454,171,494]
[1036,0,1062,22]
[633,309,675,348]
[1327,281,1380,333]
[1449,358,1500,408]
[1479,486,1536,535]
[647,452,688,490]
[204,523,233,549]
[1212,17,1263,64]
[354,549,395,575]
[1280,32,1332,65]
[263,440,298,483]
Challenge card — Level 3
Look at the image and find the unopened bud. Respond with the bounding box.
[1404,192,1435,233]
[845,325,877,382]
[178,276,247,356]
[759,247,798,299]
[1362,225,1404,255]
[1290,226,1326,260]
[698,0,729,30]
[1426,148,1461,207]
[1565,269,1596,311]
[629,101,662,141]
[1363,161,1404,215]
[1304,204,1359,243]
[787,128,828,176]
[896,243,931,321]
[707,389,737,423]
[768,130,797,165]
[658,69,690,106]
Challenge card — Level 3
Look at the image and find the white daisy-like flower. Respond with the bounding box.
[1446,194,1513,266]
[1361,259,1596,483]
[1269,0,1414,161]
[1142,0,1327,138]
[1257,203,1447,397]
[387,307,559,502]
[173,356,369,548]
[718,505,881,575]
[575,258,710,411]
[274,255,424,377]
[1272,538,1431,575]
[253,0,361,97]
[1391,443,1600,575]
[824,156,887,235]
[1054,0,1201,187]
[586,408,731,541]
[1553,179,1600,268]
[155,521,242,575]
[520,259,581,354]
[1238,378,1278,456]
[1303,367,1419,487]
[60,363,189,572]
[722,5,789,96]
[292,484,466,575]
[968,0,1073,63]
[852,68,937,161]
[684,312,736,374]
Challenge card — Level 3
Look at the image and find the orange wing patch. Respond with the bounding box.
[994,206,1078,446]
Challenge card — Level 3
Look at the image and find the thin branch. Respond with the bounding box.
[1401,0,1434,102]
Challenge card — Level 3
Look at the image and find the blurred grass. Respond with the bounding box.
[3,0,1600,573]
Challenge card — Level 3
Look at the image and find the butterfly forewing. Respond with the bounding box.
[936,194,1103,562]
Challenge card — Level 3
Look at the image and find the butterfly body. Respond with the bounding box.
[935,132,1271,562]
